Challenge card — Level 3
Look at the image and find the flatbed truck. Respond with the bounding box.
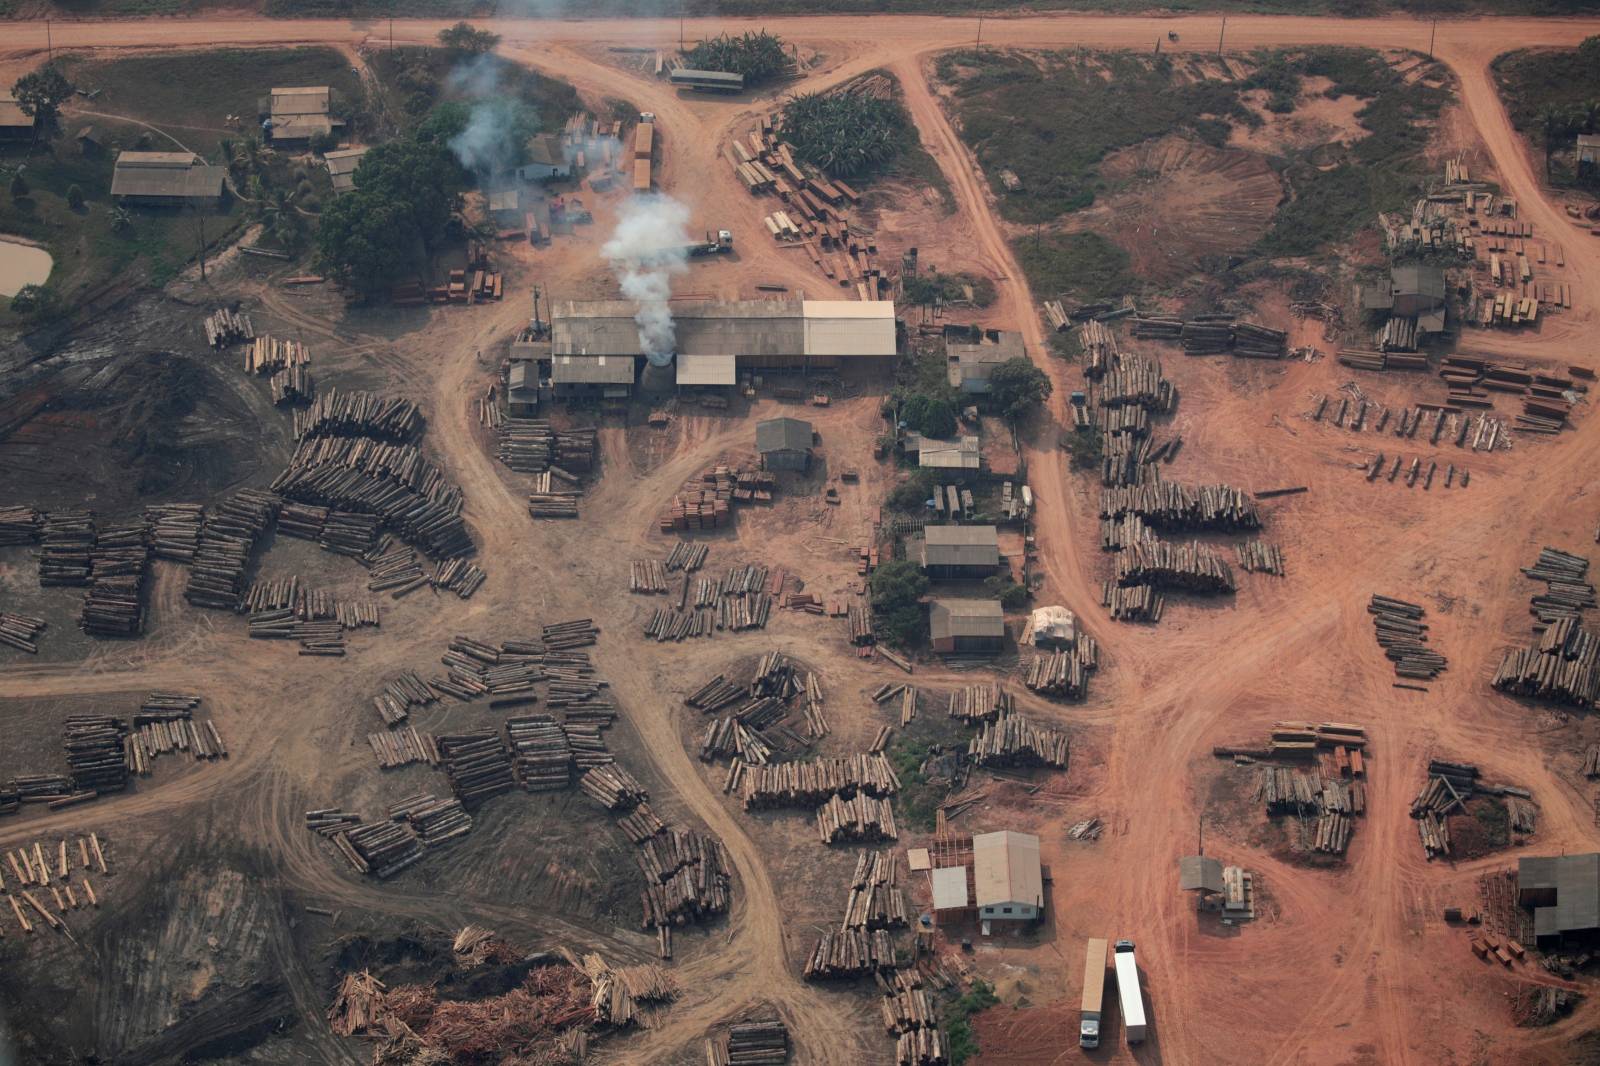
[1079,937,1108,1048]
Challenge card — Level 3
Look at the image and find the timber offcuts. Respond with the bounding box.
[1368,594,1448,681]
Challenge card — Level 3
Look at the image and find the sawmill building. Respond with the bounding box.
[1520,853,1600,946]
[973,831,1043,925]
[917,525,1000,579]
[929,598,1005,654]
[755,417,814,472]
[550,353,635,400]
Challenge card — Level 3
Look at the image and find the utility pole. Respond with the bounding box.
[1218,16,1226,56]
[45,19,52,62]
[975,15,983,54]
[1428,18,1437,60]
[680,18,684,51]
[389,16,394,52]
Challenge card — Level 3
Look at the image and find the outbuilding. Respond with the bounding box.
[946,329,1025,395]
[262,86,340,143]
[516,134,574,182]
[506,361,539,416]
[973,831,1043,926]
[110,151,226,206]
[918,525,1000,580]
[756,417,814,472]
[550,354,636,401]
[929,597,1005,654]
[324,146,368,196]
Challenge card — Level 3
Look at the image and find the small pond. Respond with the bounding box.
[0,237,52,297]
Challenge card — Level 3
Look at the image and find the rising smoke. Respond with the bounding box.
[600,194,692,367]
[445,55,533,176]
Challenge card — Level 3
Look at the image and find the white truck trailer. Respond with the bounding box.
[1079,937,1108,1048]
[1113,939,1147,1045]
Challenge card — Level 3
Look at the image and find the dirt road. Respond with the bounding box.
[4,10,1600,1066]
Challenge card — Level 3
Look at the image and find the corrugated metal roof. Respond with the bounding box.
[553,299,806,358]
[677,353,737,386]
[931,866,969,910]
[919,436,981,470]
[1179,855,1224,893]
[551,354,636,384]
[325,147,367,194]
[947,331,1025,391]
[1522,853,1600,936]
[756,417,812,453]
[271,114,334,140]
[930,598,1004,641]
[110,152,225,200]
[1392,262,1445,301]
[271,87,330,116]
[802,300,897,357]
[0,94,31,130]
[921,525,999,568]
[670,68,745,85]
[973,831,1042,909]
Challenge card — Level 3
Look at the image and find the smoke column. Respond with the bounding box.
[600,194,692,367]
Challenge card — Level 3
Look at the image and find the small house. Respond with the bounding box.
[973,831,1043,926]
[517,134,574,183]
[74,125,102,156]
[918,525,1000,580]
[550,354,635,401]
[262,86,338,144]
[756,417,814,472]
[0,95,35,142]
[110,151,226,206]
[929,597,1005,655]
[324,146,368,196]
[918,435,981,473]
[946,329,1026,395]
[506,361,539,417]
[1520,853,1600,947]
[1578,134,1600,177]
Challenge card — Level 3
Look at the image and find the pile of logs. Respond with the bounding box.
[63,715,128,795]
[367,726,439,769]
[1131,316,1286,359]
[38,509,95,587]
[1521,546,1594,624]
[630,559,669,594]
[545,619,599,649]
[389,792,473,848]
[617,804,665,845]
[1236,540,1285,576]
[0,612,47,654]
[128,693,227,768]
[818,792,898,843]
[1103,582,1164,622]
[580,764,648,811]
[79,518,150,636]
[638,831,731,929]
[844,849,906,929]
[497,419,554,473]
[0,834,108,925]
[1099,481,1260,532]
[1314,812,1353,855]
[1114,536,1235,594]
[946,684,1011,723]
[688,673,747,713]
[967,713,1070,769]
[1368,594,1447,682]
[145,503,204,562]
[1022,639,1099,700]
[1492,621,1600,707]
[371,671,437,726]
[293,389,420,442]
[804,927,897,978]
[245,335,310,375]
[0,504,39,544]
[707,1019,789,1066]
[432,557,487,599]
[849,600,875,646]
[269,365,315,405]
[664,541,709,572]
[366,542,429,598]
[736,754,900,808]
[340,819,425,878]
[204,307,254,348]
[184,489,280,609]
[436,731,515,809]
[505,715,572,790]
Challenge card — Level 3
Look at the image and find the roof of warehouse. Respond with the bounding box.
[110,152,225,199]
[921,525,999,568]
[930,598,1005,641]
[550,354,637,384]
[1179,855,1224,893]
[756,417,813,453]
[325,147,367,193]
[802,300,897,357]
[1522,853,1600,937]
[919,436,981,470]
[551,299,894,359]
[973,831,1042,909]
[676,353,737,386]
[931,865,969,910]
[270,86,331,115]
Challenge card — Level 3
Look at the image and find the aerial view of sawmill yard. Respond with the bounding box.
[10,1,1600,1064]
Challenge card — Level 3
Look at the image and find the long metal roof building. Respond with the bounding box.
[920,525,1000,570]
[1521,853,1600,943]
[110,151,226,202]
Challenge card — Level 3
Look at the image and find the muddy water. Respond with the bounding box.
[0,237,52,296]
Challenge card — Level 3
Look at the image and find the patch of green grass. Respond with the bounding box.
[1495,39,1600,132]
[1474,799,1511,848]
[944,979,1001,1066]
[56,48,364,158]
[368,46,580,145]
[887,739,946,832]
[1014,231,1133,304]
[903,269,995,308]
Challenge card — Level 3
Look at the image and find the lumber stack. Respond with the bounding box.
[145,503,204,562]
[183,489,280,609]
[435,731,515,809]
[38,509,96,587]
[0,611,47,654]
[1368,594,1447,681]
[968,713,1070,769]
[505,714,572,790]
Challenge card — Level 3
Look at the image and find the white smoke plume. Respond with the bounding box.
[600,194,692,367]
[445,55,527,176]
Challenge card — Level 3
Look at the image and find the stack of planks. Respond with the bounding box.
[0,611,47,654]
[967,713,1070,769]
[184,489,280,609]
[1368,594,1447,682]
[707,1018,789,1066]
[435,731,515,809]
[657,464,777,532]
[204,307,254,348]
[1022,638,1099,700]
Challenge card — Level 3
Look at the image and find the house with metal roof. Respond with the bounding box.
[756,417,814,472]
[929,597,1005,654]
[262,86,339,143]
[918,436,982,473]
[0,94,34,142]
[110,151,226,206]
[973,831,1043,925]
[946,329,1025,394]
[506,361,539,416]
[918,525,1000,579]
[549,354,635,400]
[516,134,573,182]
[323,146,368,195]
[1521,852,1600,946]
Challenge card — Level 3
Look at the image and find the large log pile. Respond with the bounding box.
[63,715,128,795]
[967,713,1070,769]
[1022,638,1099,700]
[638,828,731,930]
[292,388,420,442]
[1098,481,1260,532]
[38,509,95,587]
[145,503,204,562]
[804,927,897,979]
[817,793,898,843]
[184,489,281,609]
[436,731,516,809]
[79,518,151,636]
[707,1018,789,1066]
[735,753,900,809]
[0,611,47,654]
[580,764,648,811]
[1114,536,1235,594]
[0,504,39,545]
[388,792,474,848]
[1368,594,1447,681]
[505,714,572,791]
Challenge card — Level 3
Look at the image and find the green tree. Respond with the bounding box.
[66,183,84,210]
[1542,105,1575,176]
[314,188,423,297]
[9,284,53,316]
[351,136,465,253]
[869,559,929,649]
[888,468,938,512]
[902,394,957,439]
[12,64,74,140]
[257,186,304,249]
[9,172,28,200]
[986,357,1053,423]
[438,21,501,57]
[984,575,1029,610]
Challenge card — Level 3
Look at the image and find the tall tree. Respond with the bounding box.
[1542,105,1574,177]
[986,358,1053,424]
[12,64,74,142]
[438,21,500,57]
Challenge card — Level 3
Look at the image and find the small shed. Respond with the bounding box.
[918,436,981,473]
[931,866,969,912]
[110,151,226,206]
[918,525,1000,580]
[0,95,35,142]
[262,86,338,143]
[756,417,814,472]
[1179,855,1224,894]
[973,831,1043,924]
[929,598,1005,655]
[1578,134,1600,175]
[324,147,368,196]
[506,361,539,417]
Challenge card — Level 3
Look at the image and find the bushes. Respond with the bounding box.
[985,358,1052,423]
[1014,231,1134,304]
[684,30,790,87]
[888,469,939,512]
[66,184,84,210]
[901,394,957,439]
[944,979,1000,1066]
[779,90,913,179]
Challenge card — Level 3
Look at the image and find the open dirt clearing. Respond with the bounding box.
[0,10,1599,1066]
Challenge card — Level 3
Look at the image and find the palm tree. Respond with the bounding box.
[258,186,303,249]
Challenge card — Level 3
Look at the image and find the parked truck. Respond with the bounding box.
[1079,937,1108,1048]
[1113,939,1147,1045]
[687,230,734,257]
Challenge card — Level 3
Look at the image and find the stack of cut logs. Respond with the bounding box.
[1130,316,1286,359]
[245,335,310,375]
[0,611,47,654]
[145,503,204,562]
[580,764,648,811]
[1114,536,1235,594]
[389,792,473,848]
[184,489,280,609]
[0,504,39,544]
[545,618,599,649]
[63,715,128,797]
[818,792,897,843]
[78,518,149,636]
[1103,582,1164,622]
[340,819,425,878]
[1410,759,1478,859]
[432,557,487,599]
[804,926,897,979]
[366,725,438,769]
[1236,540,1285,576]
[804,850,909,982]
[707,1018,789,1066]
[664,540,709,572]
[505,714,572,790]
[204,307,253,348]
[735,754,900,809]
[436,731,515,809]
[0,833,109,925]
[946,683,1011,723]
[1022,637,1099,700]
[497,418,553,472]
[371,671,437,725]
[630,558,669,594]
[1368,594,1447,682]
[127,692,227,770]
[967,713,1070,769]
[292,389,420,441]
[1520,546,1594,624]
[365,542,429,598]
[1493,617,1600,707]
[269,365,314,405]
[637,827,731,930]
[38,509,95,587]
[849,600,875,645]
[1099,481,1261,532]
